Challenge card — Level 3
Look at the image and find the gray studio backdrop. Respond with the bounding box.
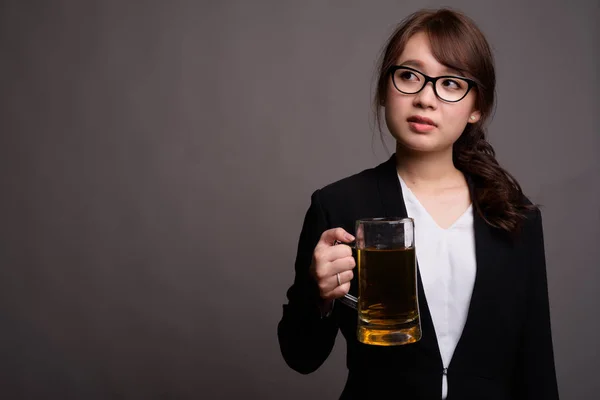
[0,0,598,399]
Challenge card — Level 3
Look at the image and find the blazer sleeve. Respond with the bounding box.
[514,209,560,399]
[277,189,339,374]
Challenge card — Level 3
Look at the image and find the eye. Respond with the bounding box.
[398,71,420,81]
[440,78,465,90]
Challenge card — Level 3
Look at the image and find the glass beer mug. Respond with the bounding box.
[339,217,421,346]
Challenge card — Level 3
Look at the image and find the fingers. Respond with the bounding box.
[318,227,355,248]
[311,227,357,301]
[314,244,353,264]
[324,282,351,300]
[312,252,354,280]
[317,269,354,300]
[328,256,356,274]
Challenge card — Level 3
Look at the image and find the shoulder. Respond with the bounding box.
[318,156,395,198]
[314,156,393,203]
[318,166,378,198]
[307,156,394,225]
[513,194,544,245]
[520,195,543,226]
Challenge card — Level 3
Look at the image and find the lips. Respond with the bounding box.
[407,115,437,126]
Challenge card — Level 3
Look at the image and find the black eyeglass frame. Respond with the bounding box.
[388,65,477,103]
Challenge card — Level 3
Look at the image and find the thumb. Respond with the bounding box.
[320,227,355,247]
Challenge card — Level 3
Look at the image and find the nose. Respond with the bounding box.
[412,81,438,109]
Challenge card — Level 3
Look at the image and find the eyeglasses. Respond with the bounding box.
[388,65,477,103]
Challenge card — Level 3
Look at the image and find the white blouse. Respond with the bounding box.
[398,174,477,400]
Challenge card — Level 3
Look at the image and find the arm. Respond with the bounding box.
[277,190,339,374]
[514,209,559,399]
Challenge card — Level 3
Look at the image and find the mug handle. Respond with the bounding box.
[339,293,358,310]
[333,240,358,310]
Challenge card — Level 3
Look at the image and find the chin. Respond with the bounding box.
[393,132,443,153]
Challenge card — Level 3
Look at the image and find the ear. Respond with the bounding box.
[468,110,481,123]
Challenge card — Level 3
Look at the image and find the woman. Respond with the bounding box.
[278,8,559,400]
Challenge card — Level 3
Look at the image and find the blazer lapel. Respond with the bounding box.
[375,155,442,363]
[448,177,513,372]
[375,156,515,372]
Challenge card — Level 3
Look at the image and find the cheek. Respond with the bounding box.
[439,110,470,141]
[443,107,469,125]
[452,94,478,122]
[384,91,411,118]
[384,98,410,133]
[441,100,475,128]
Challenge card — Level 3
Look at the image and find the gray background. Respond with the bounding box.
[0,0,598,399]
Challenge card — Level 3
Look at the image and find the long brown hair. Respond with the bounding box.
[373,8,536,234]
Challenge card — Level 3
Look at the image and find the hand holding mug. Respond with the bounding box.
[309,228,356,301]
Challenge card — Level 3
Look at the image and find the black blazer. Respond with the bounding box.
[278,155,559,399]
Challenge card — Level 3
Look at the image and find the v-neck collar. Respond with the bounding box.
[398,173,473,232]
[374,154,509,372]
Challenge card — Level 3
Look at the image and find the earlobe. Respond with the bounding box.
[469,111,481,123]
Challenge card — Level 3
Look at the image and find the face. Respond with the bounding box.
[384,31,481,153]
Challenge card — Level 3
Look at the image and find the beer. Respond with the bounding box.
[357,247,421,345]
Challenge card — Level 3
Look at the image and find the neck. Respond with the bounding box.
[395,142,463,188]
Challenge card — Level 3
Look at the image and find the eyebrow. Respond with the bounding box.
[399,59,464,77]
